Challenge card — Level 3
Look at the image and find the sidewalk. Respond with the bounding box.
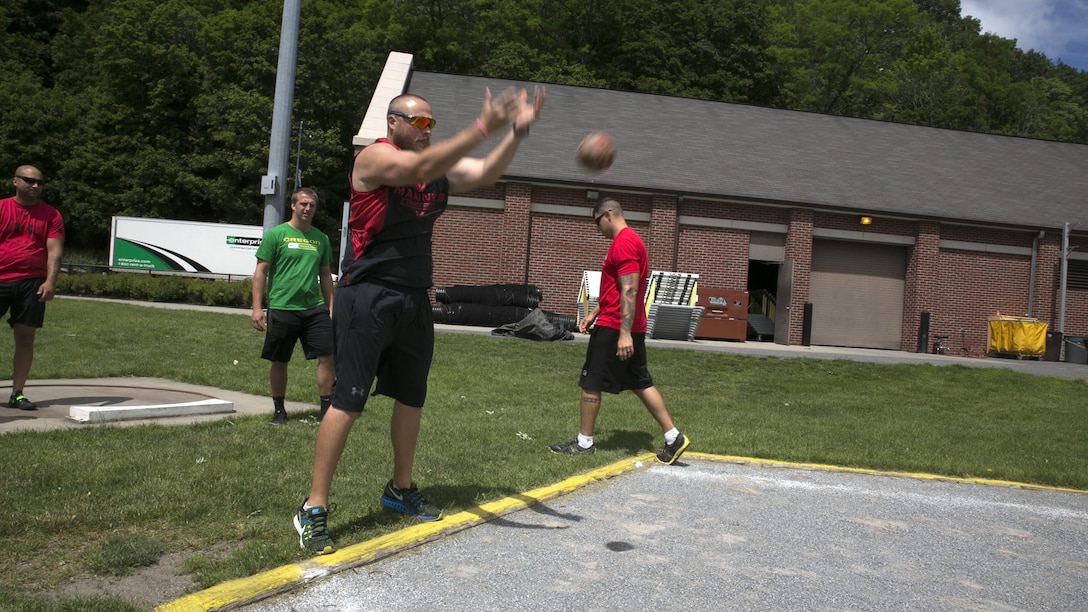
[59,296,1088,380]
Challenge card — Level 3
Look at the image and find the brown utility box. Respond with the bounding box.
[694,288,749,341]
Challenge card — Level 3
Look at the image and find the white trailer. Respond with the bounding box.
[109,216,264,277]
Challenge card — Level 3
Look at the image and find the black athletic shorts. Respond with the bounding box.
[330,280,433,412]
[579,326,654,394]
[0,277,47,328]
[260,305,333,362]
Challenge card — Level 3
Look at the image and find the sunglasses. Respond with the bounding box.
[389,111,436,130]
[15,175,45,186]
[593,210,610,226]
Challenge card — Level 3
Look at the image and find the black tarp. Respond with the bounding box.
[491,308,575,341]
[433,303,531,327]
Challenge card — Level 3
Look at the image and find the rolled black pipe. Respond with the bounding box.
[435,284,542,308]
[441,302,531,327]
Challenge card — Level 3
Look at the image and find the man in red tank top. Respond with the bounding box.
[294,86,545,554]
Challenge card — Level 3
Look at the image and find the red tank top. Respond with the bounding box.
[341,138,449,288]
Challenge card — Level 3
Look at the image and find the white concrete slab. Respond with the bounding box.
[68,398,234,424]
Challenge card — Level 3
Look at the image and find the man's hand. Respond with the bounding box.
[512,86,545,136]
[251,308,266,331]
[36,282,56,302]
[478,87,520,134]
[448,85,545,194]
[578,315,594,334]
[616,330,634,361]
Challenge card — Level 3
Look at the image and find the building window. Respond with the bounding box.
[1069,260,1088,291]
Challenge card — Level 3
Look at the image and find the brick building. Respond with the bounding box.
[352,53,1088,356]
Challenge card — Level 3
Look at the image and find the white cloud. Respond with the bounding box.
[960,0,1088,70]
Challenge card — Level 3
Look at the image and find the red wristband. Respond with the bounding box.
[475,118,489,139]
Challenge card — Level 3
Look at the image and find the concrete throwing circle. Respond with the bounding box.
[1,382,232,432]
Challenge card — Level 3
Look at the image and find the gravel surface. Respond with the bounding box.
[250,458,1088,611]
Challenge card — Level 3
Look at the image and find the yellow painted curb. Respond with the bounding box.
[683,452,1088,495]
[156,454,653,611]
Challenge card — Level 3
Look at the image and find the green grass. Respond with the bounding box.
[1,298,1086,609]
[87,535,164,577]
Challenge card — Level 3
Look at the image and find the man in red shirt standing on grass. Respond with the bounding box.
[0,165,65,410]
[550,198,690,463]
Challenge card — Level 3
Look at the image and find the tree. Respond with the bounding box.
[2,0,1085,256]
[767,0,922,116]
[546,0,778,104]
[875,23,982,129]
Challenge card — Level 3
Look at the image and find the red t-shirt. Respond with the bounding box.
[595,227,649,333]
[0,197,65,282]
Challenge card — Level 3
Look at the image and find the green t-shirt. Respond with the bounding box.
[254,222,332,311]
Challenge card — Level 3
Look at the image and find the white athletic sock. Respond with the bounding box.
[664,428,679,445]
[577,433,594,449]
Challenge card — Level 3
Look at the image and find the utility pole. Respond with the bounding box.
[260,0,301,233]
[295,120,304,189]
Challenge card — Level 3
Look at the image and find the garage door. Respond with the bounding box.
[810,240,906,349]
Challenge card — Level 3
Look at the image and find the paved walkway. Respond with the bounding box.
[53,296,1088,380]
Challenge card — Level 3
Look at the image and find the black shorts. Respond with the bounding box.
[331,281,433,412]
[260,305,333,362]
[579,326,654,394]
[0,277,47,328]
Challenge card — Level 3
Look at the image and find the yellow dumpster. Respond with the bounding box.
[987,316,1047,358]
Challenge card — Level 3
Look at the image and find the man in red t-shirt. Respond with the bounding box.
[550,198,690,464]
[0,165,65,410]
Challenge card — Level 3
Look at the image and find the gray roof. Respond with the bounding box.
[408,71,1088,232]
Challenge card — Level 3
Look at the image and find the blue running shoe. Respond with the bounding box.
[380,480,443,521]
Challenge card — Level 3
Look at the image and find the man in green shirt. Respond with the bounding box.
[251,188,334,425]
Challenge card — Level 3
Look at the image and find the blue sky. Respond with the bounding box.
[959,0,1088,71]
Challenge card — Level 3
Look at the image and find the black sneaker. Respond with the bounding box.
[293,501,335,554]
[271,409,287,425]
[549,439,595,455]
[8,393,37,411]
[656,433,690,465]
[380,480,443,521]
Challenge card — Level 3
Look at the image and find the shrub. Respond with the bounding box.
[57,272,254,308]
[57,273,100,296]
[198,279,251,307]
[147,276,188,302]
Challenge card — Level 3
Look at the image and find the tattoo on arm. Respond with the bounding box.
[48,254,63,279]
[618,272,638,332]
